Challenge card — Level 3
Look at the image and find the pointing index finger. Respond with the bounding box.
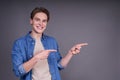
[78,43,88,47]
[46,49,57,52]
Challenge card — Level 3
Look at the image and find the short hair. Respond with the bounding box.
[30,7,50,22]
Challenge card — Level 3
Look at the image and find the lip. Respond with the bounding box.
[36,26,43,30]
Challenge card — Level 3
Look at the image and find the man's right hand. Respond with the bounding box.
[35,49,57,60]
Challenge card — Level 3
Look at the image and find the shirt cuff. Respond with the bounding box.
[18,64,26,75]
[57,62,64,70]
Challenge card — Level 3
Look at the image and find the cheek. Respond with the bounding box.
[43,23,47,27]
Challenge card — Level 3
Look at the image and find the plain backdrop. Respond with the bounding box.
[0,0,120,80]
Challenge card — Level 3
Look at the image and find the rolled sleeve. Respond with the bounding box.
[18,64,26,76]
[57,61,64,70]
[12,40,26,77]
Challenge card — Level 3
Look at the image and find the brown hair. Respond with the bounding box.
[30,7,50,22]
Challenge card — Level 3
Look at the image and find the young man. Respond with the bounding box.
[12,7,88,80]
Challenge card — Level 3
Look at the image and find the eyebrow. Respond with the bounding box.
[34,17,47,22]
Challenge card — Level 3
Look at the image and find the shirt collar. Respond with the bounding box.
[26,31,46,41]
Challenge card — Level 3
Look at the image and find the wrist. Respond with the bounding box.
[68,50,74,56]
[33,55,40,62]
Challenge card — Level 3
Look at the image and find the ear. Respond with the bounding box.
[30,19,32,25]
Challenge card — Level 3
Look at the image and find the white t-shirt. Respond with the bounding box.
[32,39,51,80]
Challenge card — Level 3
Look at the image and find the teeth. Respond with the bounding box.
[37,26,42,29]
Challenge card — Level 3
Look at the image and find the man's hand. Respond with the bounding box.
[35,49,57,60]
[69,43,88,55]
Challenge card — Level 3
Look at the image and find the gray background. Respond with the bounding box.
[0,0,120,80]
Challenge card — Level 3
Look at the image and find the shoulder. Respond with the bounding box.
[13,35,27,46]
[14,36,26,42]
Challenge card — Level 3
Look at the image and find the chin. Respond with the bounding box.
[33,30,42,34]
[33,29,45,34]
[37,31,43,34]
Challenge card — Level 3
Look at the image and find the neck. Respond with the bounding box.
[31,31,42,40]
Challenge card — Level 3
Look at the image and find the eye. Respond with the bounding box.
[43,20,47,22]
[34,18,40,21]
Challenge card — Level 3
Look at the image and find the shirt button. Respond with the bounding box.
[32,42,34,45]
[30,55,32,58]
[20,71,22,74]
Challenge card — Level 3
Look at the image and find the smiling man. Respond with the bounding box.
[11,7,88,80]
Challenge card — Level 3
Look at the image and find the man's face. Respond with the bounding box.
[30,12,48,34]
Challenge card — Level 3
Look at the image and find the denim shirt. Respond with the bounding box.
[12,32,64,80]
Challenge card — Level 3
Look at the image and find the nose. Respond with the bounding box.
[39,21,43,26]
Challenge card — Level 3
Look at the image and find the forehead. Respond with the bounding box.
[34,12,47,19]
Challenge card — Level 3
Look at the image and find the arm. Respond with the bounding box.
[12,40,56,77]
[23,50,56,73]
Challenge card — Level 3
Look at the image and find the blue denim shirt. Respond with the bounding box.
[12,32,64,80]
